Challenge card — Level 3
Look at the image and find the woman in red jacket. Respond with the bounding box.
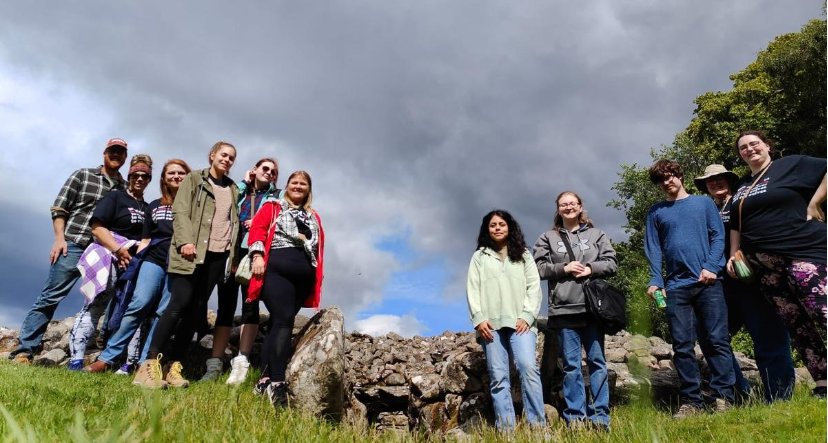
[247,170,324,409]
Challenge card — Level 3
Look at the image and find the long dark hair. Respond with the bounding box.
[476,209,527,263]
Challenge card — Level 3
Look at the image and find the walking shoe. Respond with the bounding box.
[165,361,190,388]
[11,353,32,365]
[83,360,112,373]
[133,355,168,389]
[67,359,84,371]
[812,386,827,399]
[253,378,271,396]
[672,404,701,419]
[115,363,136,375]
[712,398,731,414]
[266,382,289,409]
[200,357,223,382]
[226,355,251,386]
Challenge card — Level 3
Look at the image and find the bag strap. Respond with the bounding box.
[738,162,772,233]
[558,230,576,262]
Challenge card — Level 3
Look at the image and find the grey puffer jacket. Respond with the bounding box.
[533,225,617,317]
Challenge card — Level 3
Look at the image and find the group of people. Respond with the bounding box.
[7,130,826,429]
[9,138,324,409]
[465,130,825,431]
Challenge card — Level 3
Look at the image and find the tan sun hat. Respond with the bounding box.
[694,164,739,194]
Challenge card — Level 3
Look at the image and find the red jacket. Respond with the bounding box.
[246,201,325,308]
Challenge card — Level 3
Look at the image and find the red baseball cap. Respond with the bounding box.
[105,138,128,150]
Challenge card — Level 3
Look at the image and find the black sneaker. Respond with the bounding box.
[253,378,271,396]
[267,382,289,409]
[813,386,827,399]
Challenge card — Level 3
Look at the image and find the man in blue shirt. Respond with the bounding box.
[644,159,735,418]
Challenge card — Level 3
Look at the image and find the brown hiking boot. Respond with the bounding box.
[83,360,112,373]
[11,353,32,365]
[672,403,701,419]
[133,354,168,389]
[164,361,189,388]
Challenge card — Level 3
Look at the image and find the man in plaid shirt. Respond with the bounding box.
[9,138,128,363]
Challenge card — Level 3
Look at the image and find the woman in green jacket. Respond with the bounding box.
[135,141,240,389]
[466,209,545,432]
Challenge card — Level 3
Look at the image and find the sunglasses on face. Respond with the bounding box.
[130,173,151,181]
[259,165,275,174]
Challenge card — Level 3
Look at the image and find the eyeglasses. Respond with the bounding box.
[130,173,151,181]
[738,140,763,151]
[558,202,580,209]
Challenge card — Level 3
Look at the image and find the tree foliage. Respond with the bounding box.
[608,19,827,339]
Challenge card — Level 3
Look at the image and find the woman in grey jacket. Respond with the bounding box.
[533,191,617,430]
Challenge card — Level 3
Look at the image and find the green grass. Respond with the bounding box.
[1,361,825,442]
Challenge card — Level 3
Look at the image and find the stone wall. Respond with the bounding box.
[0,308,814,437]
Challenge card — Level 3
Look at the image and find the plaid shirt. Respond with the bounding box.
[51,166,124,247]
[250,199,320,267]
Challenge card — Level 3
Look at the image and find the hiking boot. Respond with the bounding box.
[812,386,827,399]
[713,398,731,414]
[226,355,250,386]
[165,361,190,388]
[200,357,223,382]
[266,382,289,409]
[11,353,32,365]
[672,404,701,419]
[115,363,136,375]
[133,355,168,389]
[67,359,84,371]
[83,360,112,373]
[253,378,271,396]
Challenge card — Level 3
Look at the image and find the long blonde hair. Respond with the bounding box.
[285,170,313,211]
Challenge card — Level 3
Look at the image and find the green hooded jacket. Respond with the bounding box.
[168,168,240,276]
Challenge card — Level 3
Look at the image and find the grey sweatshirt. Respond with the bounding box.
[533,225,618,317]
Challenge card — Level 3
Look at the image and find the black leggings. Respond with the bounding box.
[216,252,260,326]
[260,248,314,382]
[147,251,228,361]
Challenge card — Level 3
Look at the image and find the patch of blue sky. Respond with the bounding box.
[367,229,469,335]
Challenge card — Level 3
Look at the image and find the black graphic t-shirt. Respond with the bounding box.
[728,155,827,264]
[142,199,175,268]
[719,198,733,258]
[91,190,148,241]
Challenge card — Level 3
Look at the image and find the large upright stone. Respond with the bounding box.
[286,307,345,421]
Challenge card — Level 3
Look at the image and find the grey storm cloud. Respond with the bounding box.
[0,1,821,327]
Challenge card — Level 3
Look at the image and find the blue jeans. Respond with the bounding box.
[480,329,545,431]
[725,278,794,402]
[559,321,610,426]
[666,282,735,406]
[99,261,172,365]
[12,241,85,357]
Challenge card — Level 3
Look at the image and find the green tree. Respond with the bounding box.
[608,19,827,340]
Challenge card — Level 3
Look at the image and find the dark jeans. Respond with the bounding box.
[146,251,228,361]
[12,241,85,357]
[723,278,794,402]
[666,282,735,406]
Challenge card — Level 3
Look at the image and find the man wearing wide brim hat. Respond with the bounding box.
[693,163,796,403]
[694,164,739,202]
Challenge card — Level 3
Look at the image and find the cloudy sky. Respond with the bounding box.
[0,1,821,336]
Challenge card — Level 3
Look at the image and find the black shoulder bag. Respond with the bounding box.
[559,231,626,335]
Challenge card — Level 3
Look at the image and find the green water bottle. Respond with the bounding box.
[654,289,667,309]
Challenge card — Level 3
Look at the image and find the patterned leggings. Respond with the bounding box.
[749,252,827,382]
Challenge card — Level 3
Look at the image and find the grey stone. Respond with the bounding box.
[0,327,19,353]
[649,343,673,360]
[384,372,406,386]
[286,307,346,421]
[606,348,627,363]
[544,404,560,424]
[410,373,442,400]
[34,348,66,367]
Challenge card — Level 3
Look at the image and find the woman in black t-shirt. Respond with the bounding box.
[83,159,191,374]
[726,130,827,398]
[68,154,152,370]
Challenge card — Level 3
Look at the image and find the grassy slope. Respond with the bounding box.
[0,362,825,442]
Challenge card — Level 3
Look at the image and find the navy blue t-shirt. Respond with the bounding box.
[728,155,827,264]
[142,199,175,268]
[91,190,147,241]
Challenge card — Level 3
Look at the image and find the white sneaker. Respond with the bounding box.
[200,357,224,381]
[226,355,251,386]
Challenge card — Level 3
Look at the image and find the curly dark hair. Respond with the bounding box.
[648,159,684,185]
[476,209,527,263]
